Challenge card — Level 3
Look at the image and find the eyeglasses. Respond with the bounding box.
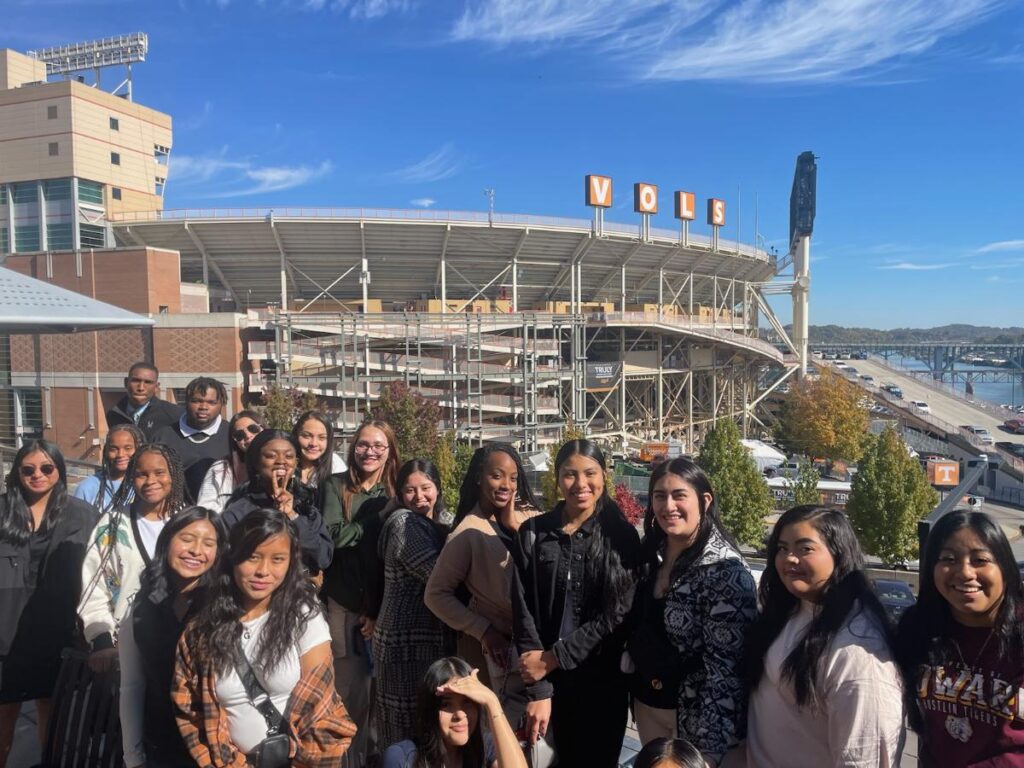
[232,424,263,442]
[354,442,389,454]
[21,464,56,477]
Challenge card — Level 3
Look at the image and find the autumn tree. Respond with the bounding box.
[697,418,773,546]
[614,483,645,527]
[847,426,938,564]
[542,422,587,509]
[432,429,475,520]
[779,369,870,462]
[261,384,325,430]
[370,381,443,461]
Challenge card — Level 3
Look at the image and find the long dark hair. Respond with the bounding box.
[96,424,144,512]
[342,420,400,514]
[551,439,635,622]
[184,508,320,676]
[412,657,487,768]
[641,457,738,578]
[137,506,227,605]
[896,510,1024,730]
[292,410,335,489]
[744,505,893,709]
[454,442,542,527]
[109,443,189,514]
[244,429,299,492]
[0,439,69,546]
[633,737,705,768]
[396,458,448,522]
[228,409,265,469]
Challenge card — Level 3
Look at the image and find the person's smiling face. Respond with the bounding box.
[775,521,836,603]
[934,526,1006,627]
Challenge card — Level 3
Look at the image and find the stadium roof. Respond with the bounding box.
[112,208,778,309]
[0,267,155,333]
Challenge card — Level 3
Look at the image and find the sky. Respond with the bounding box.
[5,0,1024,329]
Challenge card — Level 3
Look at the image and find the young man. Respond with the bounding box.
[106,363,182,440]
[150,377,231,501]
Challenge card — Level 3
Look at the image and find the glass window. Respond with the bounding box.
[109,117,119,131]
[48,142,59,156]
[0,184,6,206]
[111,187,122,200]
[46,222,73,250]
[0,227,8,255]
[79,223,106,249]
[78,179,104,205]
[12,183,38,204]
[154,145,169,166]
[15,224,40,252]
[110,152,121,165]
[16,389,44,443]
[155,177,165,196]
[44,179,71,201]
[47,105,57,119]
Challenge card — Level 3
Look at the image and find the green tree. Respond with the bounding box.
[847,426,938,564]
[370,381,443,461]
[432,430,475,518]
[779,369,870,462]
[697,418,773,546]
[790,458,822,507]
[541,422,586,509]
[261,385,329,430]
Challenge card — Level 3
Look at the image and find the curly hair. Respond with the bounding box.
[184,376,227,405]
[454,442,542,527]
[109,443,190,514]
[183,508,320,676]
[0,439,69,547]
[95,424,145,513]
[137,505,227,605]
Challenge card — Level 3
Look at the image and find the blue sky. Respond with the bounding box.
[6,0,1024,329]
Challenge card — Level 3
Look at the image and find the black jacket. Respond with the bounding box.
[511,502,641,700]
[0,495,98,656]
[150,420,231,502]
[221,482,334,572]
[106,396,182,441]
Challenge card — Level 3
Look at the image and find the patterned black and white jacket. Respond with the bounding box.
[663,527,757,765]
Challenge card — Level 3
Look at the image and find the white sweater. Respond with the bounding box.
[78,509,155,647]
[746,600,905,768]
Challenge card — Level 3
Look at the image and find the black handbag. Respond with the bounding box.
[234,640,291,768]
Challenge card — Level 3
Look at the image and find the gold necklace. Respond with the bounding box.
[953,628,996,668]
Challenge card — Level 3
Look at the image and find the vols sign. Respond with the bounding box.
[634,183,658,214]
[674,191,695,221]
[585,175,613,208]
[707,198,726,227]
[927,460,960,487]
[586,361,622,392]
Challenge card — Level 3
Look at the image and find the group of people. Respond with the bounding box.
[0,361,1022,768]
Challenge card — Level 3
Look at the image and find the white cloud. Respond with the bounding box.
[171,152,332,197]
[176,100,214,131]
[384,143,462,184]
[411,197,437,208]
[977,239,1024,253]
[330,0,413,18]
[877,261,954,271]
[452,0,1008,83]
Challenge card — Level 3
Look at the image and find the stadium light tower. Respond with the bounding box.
[28,32,148,101]
[789,151,817,378]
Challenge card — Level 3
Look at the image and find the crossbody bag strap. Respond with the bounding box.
[234,638,287,736]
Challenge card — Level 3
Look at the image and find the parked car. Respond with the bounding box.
[962,425,995,445]
[1003,418,1024,434]
[883,384,904,399]
[860,375,876,385]
[996,442,1024,459]
[872,579,916,621]
[911,400,931,414]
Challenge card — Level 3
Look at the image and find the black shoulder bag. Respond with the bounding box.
[234,639,292,768]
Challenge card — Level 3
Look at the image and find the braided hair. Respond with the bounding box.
[95,424,145,513]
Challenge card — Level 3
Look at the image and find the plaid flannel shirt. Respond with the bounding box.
[172,634,357,767]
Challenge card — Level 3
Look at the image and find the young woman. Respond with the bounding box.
[381,657,527,768]
[221,430,333,574]
[624,458,756,763]
[510,439,641,768]
[73,423,144,512]
[425,444,543,723]
[633,738,706,768]
[0,440,98,767]
[321,419,400,762]
[745,505,904,767]
[78,443,189,672]
[172,508,355,767]
[196,409,264,513]
[119,506,227,768]
[374,459,454,748]
[896,510,1024,766]
[292,410,346,497]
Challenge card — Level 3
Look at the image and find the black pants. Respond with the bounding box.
[550,665,628,768]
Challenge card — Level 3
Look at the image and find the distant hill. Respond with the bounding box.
[800,324,1024,345]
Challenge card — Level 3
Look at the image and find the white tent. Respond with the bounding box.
[741,439,787,472]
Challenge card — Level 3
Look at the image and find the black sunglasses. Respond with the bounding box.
[232,424,263,442]
[21,464,56,477]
